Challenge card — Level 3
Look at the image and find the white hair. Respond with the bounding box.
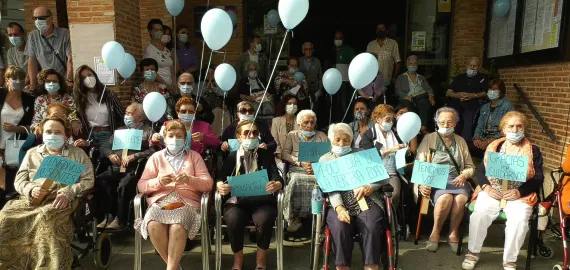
[246,61,259,70]
[328,123,353,142]
[467,57,480,65]
[407,55,418,64]
[434,107,460,124]
[296,109,317,125]
[178,72,194,82]
[302,42,313,51]
[127,102,146,120]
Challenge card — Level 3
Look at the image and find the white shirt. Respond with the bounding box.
[86,92,109,127]
[144,44,174,85]
[0,102,24,149]
[249,52,259,63]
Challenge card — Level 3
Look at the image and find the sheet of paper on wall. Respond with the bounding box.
[534,0,545,46]
[411,31,426,52]
[551,24,559,47]
[94,57,116,85]
[521,0,538,47]
[544,4,554,33]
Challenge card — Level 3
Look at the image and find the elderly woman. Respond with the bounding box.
[217,120,283,270]
[132,58,175,122]
[320,123,385,270]
[471,79,514,158]
[240,61,274,126]
[359,104,406,207]
[348,98,374,148]
[271,95,299,162]
[0,115,94,269]
[97,103,158,230]
[282,109,329,232]
[136,121,213,270]
[143,19,175,93]
[395,55,435,134]
[274,57,310,111]
[416,107,475,252]
[462,111,543,270]
[221,101,276,153]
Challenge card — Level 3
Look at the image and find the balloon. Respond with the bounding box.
[348,53,379,89]
[214,63,236,92]
[493,0,510,18]
[201,8,233,51]
[278,0,309,30]
[227,10,238,26]
[322,68,342,95]
[117,53,136,79]
[165,0,184,16]
[396,112,421,143]
[294,72,305,83]
[101,41,125,70]
[267,9,280,27]
[143,92,167,122]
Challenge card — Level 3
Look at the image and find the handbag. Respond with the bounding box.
[5,132,27,168]
[436,132,476,189]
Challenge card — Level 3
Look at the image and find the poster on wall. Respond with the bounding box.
[411,31,426,51]
[438,0,451,13]
[194,6,238,38]
[520,0,563,53]
[94,57,115,85]
[488,0,517,58]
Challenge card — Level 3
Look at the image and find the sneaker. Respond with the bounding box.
[107,219,121,230]
[287,220,302,232]
[97,218,108,229]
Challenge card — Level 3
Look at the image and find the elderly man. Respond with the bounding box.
[237,36,269,82]
[299,42,323,103]
[97,103,158,230]
[446,57,488,144]
[7,22,26,85]
[25,6,73,92]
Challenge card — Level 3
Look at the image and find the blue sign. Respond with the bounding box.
[312,148,389,193]
[229,139,240,152]
[186,131,192,150]
[395,147,408,175]
[298,142,331,162]
[411,161,450,189]
[33,155,87,186]
[228,169,270,197]
[486,152,529,182]
[112,129,143,150]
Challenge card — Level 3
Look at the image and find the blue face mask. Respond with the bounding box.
[331,145,351,156]
[166,138,185,153]
[466,69,477,77]
[43,134,65,150]
[381,122,393,131]
[506,131,525,143]
[487,90,500,100]
[45,82,60,94]
[124,116,136,128]
[180,84,193,94]
[144,70,157,81]
[301,130,316,137]
[438,127,454,136]
[242,138,259,150]
[289,68,297,74]
[407,66,417,73]
[179,113,195,125]
[239,114,255,122]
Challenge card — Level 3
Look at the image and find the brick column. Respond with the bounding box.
[450,0,487,73]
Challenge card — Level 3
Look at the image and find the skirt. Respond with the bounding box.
[283,166,316,222]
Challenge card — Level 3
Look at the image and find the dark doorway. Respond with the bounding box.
[55,0,68,28]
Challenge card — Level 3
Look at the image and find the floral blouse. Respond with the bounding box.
[31,93,78,131]
[274,71,309,100]
[132,83,174,120]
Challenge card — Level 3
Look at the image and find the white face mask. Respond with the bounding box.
[334,39,343,47]
[438,127,454,136]
[10,79,24,91]
[285,104,297,115]
[161,35,171,44]
[83,76,97,88]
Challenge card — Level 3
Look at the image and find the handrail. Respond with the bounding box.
[513,83,557,142]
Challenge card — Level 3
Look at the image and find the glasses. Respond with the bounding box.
[239,108,255,115]
[241,130,259,137]
[33,15,51,21]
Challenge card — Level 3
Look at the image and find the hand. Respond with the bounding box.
[74,139,89,147]
[52,193,69,209]
[2,123,17,132]
[473,138,483,149]
[31,186,49,199]
[221,141,229,152]
[484,185,503,200]
[121,155,135,168]
[300,162,313,175]
[287,79,297,86]
[66,81,73,89]
[151,133,162,143]
[371,95,379,102]
[175,173,190,185]
[336,206,351,224]
[266,181,282,193]
[404,96,412,101]
[71,121,81,136]
[217,182,232,195]
[503,189,521,201]
[159,174,174,186]
[109,154,121,166]
[428,95,435,106]
[191,132,204,142]
[419,185,431,196]
[353,185,372,201]
[389,144,406,154]
[24,85,35,95]
[451,175,467,187]
[259,143,267,149]
[34,127,42,136]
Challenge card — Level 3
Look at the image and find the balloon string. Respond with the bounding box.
[223,47,227,63]
[221,92,226,135]
[341,89,357,123]
[329,94,332,126]
[174,16,178,91]
[190,50,213,131]
[87,85,107,142]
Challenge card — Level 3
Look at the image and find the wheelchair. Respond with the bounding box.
[309,184,400,270]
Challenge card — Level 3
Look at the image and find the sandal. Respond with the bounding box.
[503,262,517,270]
[461,253,479,270]
[448,237,459,253]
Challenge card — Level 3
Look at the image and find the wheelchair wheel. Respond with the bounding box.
[552,264,564,270]
[390,204,399,269]
[383,202,399,270]
[94,232,112,269]
[538,244,554,259]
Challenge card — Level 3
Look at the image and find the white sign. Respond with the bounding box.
[411,31,426,52]
[94,57,115,85]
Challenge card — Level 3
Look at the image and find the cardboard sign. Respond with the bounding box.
[298,142,331,162]
[312,148,389,193]
[112,129,143,150]
[33,156,87,186]
[411,161,450,190]
[229,139,240,152]
[486,152,529,182]
[228,169,270,197]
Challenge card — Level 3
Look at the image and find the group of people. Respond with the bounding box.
[0,6,544,270]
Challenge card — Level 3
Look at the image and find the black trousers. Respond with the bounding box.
[4,166,17,194]
[97,169,138,224]
[223,203,277,253]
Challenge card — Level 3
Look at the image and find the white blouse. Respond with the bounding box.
[86,92,109,127]
[0,102,24,149]
[144,44,174,85]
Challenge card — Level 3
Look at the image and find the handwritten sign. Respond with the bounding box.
[228,169,270,197]
[411,161,450,189]
[486,152,529,182]
[298,142,331,162]
[229,139,240,152]
[312,148,389,193]
[112,129,143,150]
[395,147,408,174]
[33,156,87,186]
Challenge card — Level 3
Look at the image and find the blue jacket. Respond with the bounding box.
[473,98,515,140]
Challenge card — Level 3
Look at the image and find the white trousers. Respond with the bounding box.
[467,191,532,263]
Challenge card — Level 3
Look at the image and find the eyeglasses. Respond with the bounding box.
[239,108,255,115]
[241,130,259,137]
[33,15,51,21]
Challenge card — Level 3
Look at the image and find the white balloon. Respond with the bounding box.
[396,112,421,143]
[278,0,309,30]
[348,53,379,89]
[143,92,167,122]
[214,63,237,92]
[201,8,233,51]
[322,68,342,95]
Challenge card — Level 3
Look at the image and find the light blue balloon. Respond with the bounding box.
[278,0,309,30]
[117,53,136,79]
[201,8,233,51]
[143,92,167,122]
[165,0,184,16]
[294,72,305,83]
[267,9,280,27]
[322,68,342,95]
[396,112,421,143]
[214,63,236,92]
[101,41,125,70]
[227,10,238,26]
[348,53,378,89]
[493,0,510,18]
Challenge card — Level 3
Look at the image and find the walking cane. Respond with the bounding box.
[415,148,436,244]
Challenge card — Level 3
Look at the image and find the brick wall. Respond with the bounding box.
[139,0,172,53]
[24,0,58,31]
[66,0,114,24]
[450,0,488,73]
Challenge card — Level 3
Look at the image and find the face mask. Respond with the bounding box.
[248,71,258,78]
[124,116,136,128]
[466,69,477,77]
[178,33,189,43]
[10,79,24,91]
[35,19,49,33]
[161,35,171,44]
[144,70,157,81]
[334,39,343,47]
[165,138,185,153]
[153,30,163,40]
[43,134,65,150]
[301,130,316,137]
[239,114,255,122]
[255,43,262,52]
[381,122,393,131]
[331,145,351,156]
[376,30,387,39]
[289,68,297,74]
[83,76,97,88]
[506,131,525,143]
[180,84,193,94]
[487,90,500,100]
[286,104,298,115]
[179,113,195,125]
[407,66,417,73]
[354,111,367,121]
[45,82,60,94]
[242,138,259,150]
[438,127,454,136]
[9,37,23,47]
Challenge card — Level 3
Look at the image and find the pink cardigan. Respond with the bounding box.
[157,119,221,155]
[137,149,213,208]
